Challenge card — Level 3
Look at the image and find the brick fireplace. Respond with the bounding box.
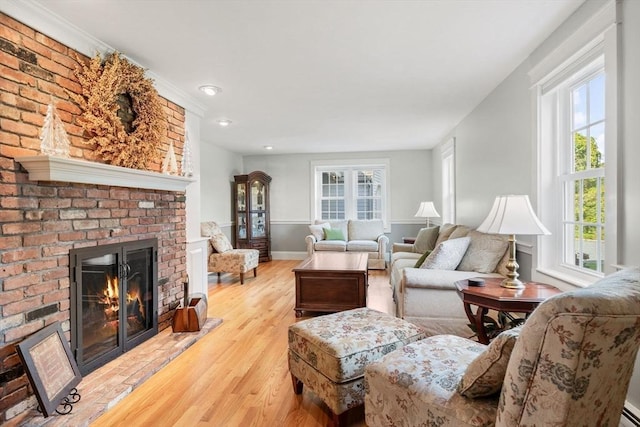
[0,12,189,423]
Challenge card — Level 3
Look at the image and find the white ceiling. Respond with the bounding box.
[31,0,584,155]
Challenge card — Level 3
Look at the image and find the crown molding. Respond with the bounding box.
[0,0,206,117]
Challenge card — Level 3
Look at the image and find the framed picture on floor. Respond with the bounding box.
[16,322,82,417]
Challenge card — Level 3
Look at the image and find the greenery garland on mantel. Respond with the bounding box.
[69,52,167,170]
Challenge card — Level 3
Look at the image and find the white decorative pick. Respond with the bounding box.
[181,131,194,177]
[162,140,179,175]
[40,99,70,157]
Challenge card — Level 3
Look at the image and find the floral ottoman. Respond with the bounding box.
[288,307,426,425]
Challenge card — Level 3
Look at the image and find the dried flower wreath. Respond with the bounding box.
[69,52,166,169]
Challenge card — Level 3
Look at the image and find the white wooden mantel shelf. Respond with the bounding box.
[16,155,195,192]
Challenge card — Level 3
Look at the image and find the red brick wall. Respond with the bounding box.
[0,13,187,422]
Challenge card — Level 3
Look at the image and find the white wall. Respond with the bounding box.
[453,60,534,227]
[430,0,640,414]
[242,149,432,224]
[199,143,244,225]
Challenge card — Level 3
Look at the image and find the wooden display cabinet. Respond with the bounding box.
[234,171,272,262]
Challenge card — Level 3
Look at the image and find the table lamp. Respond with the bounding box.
[476,195,550,289]
[414,201,440,227]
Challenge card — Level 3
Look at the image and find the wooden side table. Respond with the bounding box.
[402,237,416,244]
[455,278,561,344]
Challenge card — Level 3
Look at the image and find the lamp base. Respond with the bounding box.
[501,234,525,289]
[500,277,525,289]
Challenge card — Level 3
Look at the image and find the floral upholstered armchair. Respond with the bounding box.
[201,222,259,285]
[365,267,640,426]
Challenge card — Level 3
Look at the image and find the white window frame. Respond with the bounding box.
[310,159,391,231]
[531,2,618,286]
[441,138,456,224]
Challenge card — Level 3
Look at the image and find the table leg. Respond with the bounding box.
[463,303,490,344]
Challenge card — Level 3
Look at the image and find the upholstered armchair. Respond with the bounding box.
[201,222,259,285]
[365,267,640,426]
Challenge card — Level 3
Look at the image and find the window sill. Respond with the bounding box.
[534,267,602,290]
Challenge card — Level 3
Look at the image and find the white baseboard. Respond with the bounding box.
[272,251,307,260]
[621,401,640,426]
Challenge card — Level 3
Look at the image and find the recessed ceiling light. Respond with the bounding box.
[264,146,273,150]
[199,85,222,96]
[217,119,232,127]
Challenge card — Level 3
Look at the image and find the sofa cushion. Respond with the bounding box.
[457,230,509,274]
[458,327,521,398]
[413,226,440,254]
[347,240,379,252]
[317,219,348,241]
[434,223,459,247]
[309,222,330,241]
[315,240,347,251]
[325,228,346,240]
[403,269,503,291]
[421,237,471,270]
[349,219,384,241]
[448,225,471,240]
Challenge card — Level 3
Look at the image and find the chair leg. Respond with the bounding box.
[216,272,221,283]
[331,411,341,427]
[291,374,303,394]
[240,272,245,285]
[253,267,257,277]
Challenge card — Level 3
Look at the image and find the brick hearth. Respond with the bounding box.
[17,318,223,427]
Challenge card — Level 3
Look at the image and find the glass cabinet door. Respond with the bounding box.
[237,183,246,212]
[251,212,266,238]
[251,180,265,211]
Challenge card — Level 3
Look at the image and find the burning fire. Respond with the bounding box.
[102,274,144,321]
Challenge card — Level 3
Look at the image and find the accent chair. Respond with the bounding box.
[201,221,259,285]
[365,267,640,426]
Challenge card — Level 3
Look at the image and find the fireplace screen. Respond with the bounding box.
[70,239,158,375]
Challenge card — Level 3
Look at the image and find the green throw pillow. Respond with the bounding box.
[414,250,432,268]
[324,228,345,240]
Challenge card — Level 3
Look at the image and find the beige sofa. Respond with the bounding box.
[305,219,388,270]
[390,224,509,337]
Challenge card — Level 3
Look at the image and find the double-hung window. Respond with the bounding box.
[312,160,389,228]
[562,71,606,273]
[534,8,617,284]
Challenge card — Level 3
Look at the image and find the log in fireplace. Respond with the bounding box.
[70,239,159,375]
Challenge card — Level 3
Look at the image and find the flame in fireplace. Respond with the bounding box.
[100,274,145,327]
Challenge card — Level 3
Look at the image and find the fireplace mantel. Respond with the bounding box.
[16,155,194,192]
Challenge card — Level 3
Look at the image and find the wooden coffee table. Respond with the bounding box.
[292,252,368,317]
[455,278,561,344]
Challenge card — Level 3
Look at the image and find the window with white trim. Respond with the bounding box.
[312,161,389,227]
[536,28,617,283]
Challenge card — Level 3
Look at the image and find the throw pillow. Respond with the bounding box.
[457,230,510,274]
[412,226,440,254]
[434,223,459,247]
[413,250,432,268]
[324,228,345,241]
[210,233,233,253]
[309,222,330,241]
[448,225,471,240]
[458,327,521,398]
[421,236,471,270]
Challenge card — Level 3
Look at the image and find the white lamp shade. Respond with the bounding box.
[476,195,550,236]
[414,201,440,218]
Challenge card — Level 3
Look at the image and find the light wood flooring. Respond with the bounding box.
[91,260,394,427]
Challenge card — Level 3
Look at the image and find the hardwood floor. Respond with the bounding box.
[91,260,393,426]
